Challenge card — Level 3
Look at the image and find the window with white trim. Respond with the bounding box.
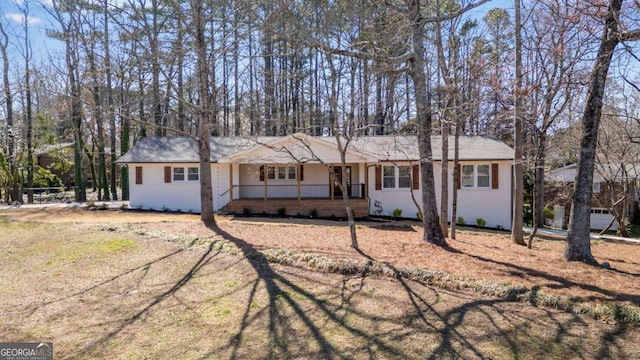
[383,165,411,189]
[593,182,600,193]
[187,167,199,181]
[173,167,199,182]
[173,167,185,182]
[383,166,395,188]
[267,166,296,181]
[398,166,411,188]
[461,164,490,188]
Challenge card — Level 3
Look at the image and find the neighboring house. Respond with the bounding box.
[35,142,121,189]
[35,142,75,186]
[546,163,640,230]
[116,133,515,229]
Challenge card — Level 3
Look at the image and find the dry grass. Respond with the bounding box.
[1,207,640,359]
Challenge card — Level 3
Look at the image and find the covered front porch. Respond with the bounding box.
[217,134,372,217]
[220,162,370,217]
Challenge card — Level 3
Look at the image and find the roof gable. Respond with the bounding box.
[220,133,369,163]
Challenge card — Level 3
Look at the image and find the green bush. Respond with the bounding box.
[277,207,286,216]
[543,206,555,219]
[34,166,64,190]
[476,218,487,228]
[242,207,252,216]
[310,209,318,218]
[456,216,466,225]
[392,208,403,218]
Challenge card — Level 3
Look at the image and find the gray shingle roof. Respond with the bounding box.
[117,135,514,163]
[345,135,513,161]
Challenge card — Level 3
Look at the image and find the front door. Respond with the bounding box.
[333,166,352,197]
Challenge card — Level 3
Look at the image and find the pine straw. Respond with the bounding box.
[112,219,640,328]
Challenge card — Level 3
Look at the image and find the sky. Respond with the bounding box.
[0,0,62,62]
[0,0,512,66]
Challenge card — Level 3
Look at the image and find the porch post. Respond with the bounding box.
[229,163,233,201]
[330,165,334,200]
[264,164,268,201]
[297,163,301,201]
[364,162,368,199]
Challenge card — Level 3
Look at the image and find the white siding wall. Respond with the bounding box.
[129,160,512,227]
[367,160,512,230]
[213,163,230,211]
[129,163,203,212]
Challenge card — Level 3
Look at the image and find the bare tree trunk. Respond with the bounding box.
[151,0,162,137]
[511,0,525,245]
[191,0,215,226]
[435,14,450,238]
[534,133,546,228]
[119,65,130,201]
[22,7,34,204]
[0,23,18,203]
[408,0,446,246]
[104,2,117,201]
[566,0,623,264]
[450,120,460,239]
[87,44,109,201]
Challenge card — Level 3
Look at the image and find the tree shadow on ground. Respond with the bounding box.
[64,223,636,359]
[461,252,640,304]
[75,240,219,357]
[198,223,410,359]
[25,248,186,318]
[352,247,630,359]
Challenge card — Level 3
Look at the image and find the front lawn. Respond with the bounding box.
[1,208,639,359]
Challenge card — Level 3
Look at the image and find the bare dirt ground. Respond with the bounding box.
[1,206,639,359]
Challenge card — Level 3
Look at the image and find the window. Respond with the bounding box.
[172,167,198,182]
[462,165,475,188]
[382,165,413,189]
[477,165,490,187]
[173,167,185,182]
[461,164,491,188]
[266,166,296,181]
[187,167,199,181]
[383,166,395,188]
[398,166,411,188]
[593,182,600,193]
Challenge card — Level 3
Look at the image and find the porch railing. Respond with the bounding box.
[234,183,365,199]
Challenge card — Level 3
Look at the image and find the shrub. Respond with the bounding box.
[242,207,252,216]
[277,207,286,216]
[476,218,487,228]
[33,166,64,190]
[456,216,466,225]
[392,208,403,218]
[543,206,555,219]
[310,209,318,218]
[120,203,128,210]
